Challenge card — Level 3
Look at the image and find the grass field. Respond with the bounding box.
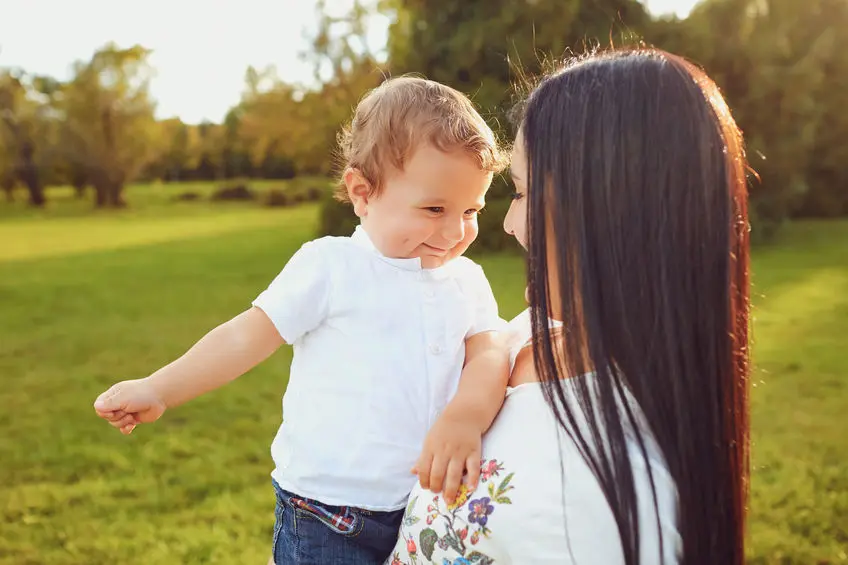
[1,183,846,564]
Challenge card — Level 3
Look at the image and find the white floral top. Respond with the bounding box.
[386,310,681,565]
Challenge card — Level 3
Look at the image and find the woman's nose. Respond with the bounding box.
[503,205,514,234]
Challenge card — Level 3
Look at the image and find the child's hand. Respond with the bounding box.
[93,379,166,435]
[412,412,483,505]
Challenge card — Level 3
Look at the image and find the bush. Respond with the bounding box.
[287,178,332,203]
[264,188,290,208]
[306,185,326,202]
[262,179,332,209]
[319,193,358,238]
[210,183,255,202]
[173,191,201,202]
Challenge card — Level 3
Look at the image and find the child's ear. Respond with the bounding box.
[343,168,373,218]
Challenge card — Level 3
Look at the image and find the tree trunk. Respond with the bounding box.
[105,180,125,208]
[92,174,108,208]
[71,169,88,199]
[17,141,45,207]
[94,187,107,207]
[1,175,14,202]
[97,107,126,208]
[19,166,45,207]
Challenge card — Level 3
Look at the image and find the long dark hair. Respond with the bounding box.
[521,49,750,565]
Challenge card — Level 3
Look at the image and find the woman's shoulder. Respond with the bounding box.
[388,382,680,564]
[387,389,597,564]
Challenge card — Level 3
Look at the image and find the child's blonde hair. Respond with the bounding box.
[336,76,508,201]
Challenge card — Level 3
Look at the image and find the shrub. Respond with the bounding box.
[264,189,290,208]
[210,183,255,202]
[318,193,358,238]
[306,185,325,202]
[173,191,201,202]
[288,178,332,202]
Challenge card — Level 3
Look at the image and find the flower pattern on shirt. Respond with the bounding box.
[390,459,514,564]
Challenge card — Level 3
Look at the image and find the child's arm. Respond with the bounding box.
[94,239,330,435]
[414,330,509,503]
[93,307,284,434]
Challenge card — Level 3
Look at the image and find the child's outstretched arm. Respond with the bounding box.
[414,330,509,503]
[93,307,284,434]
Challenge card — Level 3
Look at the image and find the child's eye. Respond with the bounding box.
[425,207,444,214]
[511,191,525,201]
[464,208,480,217]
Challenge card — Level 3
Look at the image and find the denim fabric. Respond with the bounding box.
[272,480,404,565]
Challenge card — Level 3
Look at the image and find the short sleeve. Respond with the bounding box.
[252,240,331,344]
[465,263,506,338]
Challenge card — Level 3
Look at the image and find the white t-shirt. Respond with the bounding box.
[252,225,503,510]
[387,309,681,564]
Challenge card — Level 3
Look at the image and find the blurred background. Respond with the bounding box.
[1,0,845,563]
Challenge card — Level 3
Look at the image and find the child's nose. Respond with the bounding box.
[442,217,465,243]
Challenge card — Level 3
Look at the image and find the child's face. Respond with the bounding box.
[346,145,493,269]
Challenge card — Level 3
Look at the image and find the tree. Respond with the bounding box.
[236,67,307,178]
[151,118,200,182]
[383,0,650,120]
[650,0,848,224]
[0,70,56,207]
[59,44,158,207]
[192,121,224,181]
[0,134,15,202]
[220,107,253,179]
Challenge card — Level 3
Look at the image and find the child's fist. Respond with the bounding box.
[93,379,166,435]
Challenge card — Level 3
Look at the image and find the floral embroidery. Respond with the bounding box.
[480,459,501,482]
[391,459,515,564]
[446,483,471,512]
[467,497,495,527]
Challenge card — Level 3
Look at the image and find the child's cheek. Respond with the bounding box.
[465,219,480,244]
[452,221,479,259]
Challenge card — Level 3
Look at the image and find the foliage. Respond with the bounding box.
[318,192,358,238]
[0,70,57,206]
[646,0,848,229]
[0,0,844,229]
[58,44,159,207]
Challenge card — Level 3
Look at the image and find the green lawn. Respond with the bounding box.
[0,188,845,564]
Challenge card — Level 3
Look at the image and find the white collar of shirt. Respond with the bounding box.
[351,224,455,279]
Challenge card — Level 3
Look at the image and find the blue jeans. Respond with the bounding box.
[272,480,405,565]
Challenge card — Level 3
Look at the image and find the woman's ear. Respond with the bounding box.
[343,168,373,218]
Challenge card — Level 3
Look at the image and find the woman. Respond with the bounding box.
[388,48,751,565]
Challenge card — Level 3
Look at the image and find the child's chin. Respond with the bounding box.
[420,256,447,269]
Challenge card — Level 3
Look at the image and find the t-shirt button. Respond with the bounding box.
[429,344,442,355]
